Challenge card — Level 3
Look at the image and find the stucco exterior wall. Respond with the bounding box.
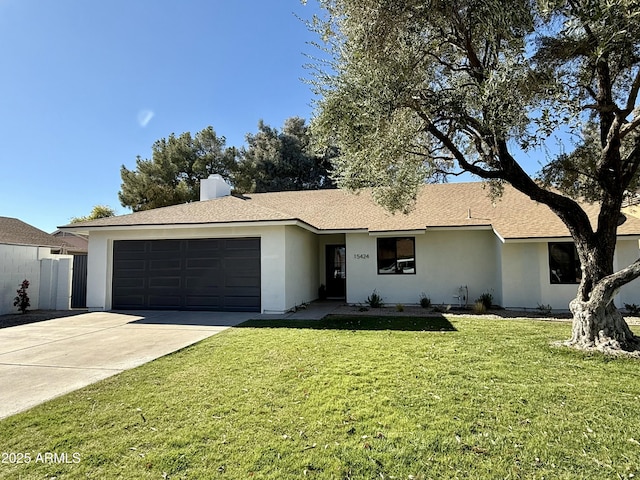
[500,242,543,309]
[501,239,640,310]
[284,226,319,310]
[345,229,499,306]
[614,238,640,307]
[85,225,292,313]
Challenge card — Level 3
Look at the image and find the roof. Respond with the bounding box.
[52,231,89,254]
[0,217,70,249]
[59,182,640,240]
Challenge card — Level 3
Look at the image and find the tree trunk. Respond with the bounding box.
[554,221,639,355]
[567,299,639,354]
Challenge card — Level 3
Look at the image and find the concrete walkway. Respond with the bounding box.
[0,310,252,419]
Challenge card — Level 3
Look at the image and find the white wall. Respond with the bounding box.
[85,225,293,314]
[345,229,499,306]
[39,256,73,311]
[501,239,640,310]
[614,239,640,307]
[284,226,319,310]
[0,244,72,315]
[500,242,543,309]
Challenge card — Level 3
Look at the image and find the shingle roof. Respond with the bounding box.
[59,182,640,240]
[0,217,69,248]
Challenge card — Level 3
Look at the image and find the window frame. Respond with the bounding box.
[376,237,416,275]
[548,242,582,285]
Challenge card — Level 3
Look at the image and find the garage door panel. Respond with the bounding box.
[148,295,183,309]
[150,240,182,252]
[184,295,222,309]
[112,238,260,311]
[223,296,260,310]
[113,294,146,308]
[148,277,181,288]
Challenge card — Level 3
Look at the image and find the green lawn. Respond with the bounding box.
[1,315,639,479]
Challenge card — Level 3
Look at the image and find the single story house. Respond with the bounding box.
[0,216,74,315]
[60,176,640,313]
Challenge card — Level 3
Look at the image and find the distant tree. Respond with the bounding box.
[233,117,336,193]
[70,205,116,223]
[119,127,237,211]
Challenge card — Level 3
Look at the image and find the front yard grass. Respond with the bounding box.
[1,315,639,479]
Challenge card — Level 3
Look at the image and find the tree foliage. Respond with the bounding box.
[70,205,117,223]
[119,127,237,211]
[233,117,336,193]
[310,0,640,352]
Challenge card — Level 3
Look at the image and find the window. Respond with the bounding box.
[548,243,582,284]
[377,237,415,274]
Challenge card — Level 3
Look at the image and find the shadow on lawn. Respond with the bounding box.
[238,314,457,332]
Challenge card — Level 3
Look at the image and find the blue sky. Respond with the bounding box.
[0,0,323,232]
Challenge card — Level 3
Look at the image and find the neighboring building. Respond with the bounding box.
[0,217,73,315]
[52,230,88,255]
[60,176,640,313]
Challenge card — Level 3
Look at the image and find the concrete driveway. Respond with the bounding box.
[0,311,253,419]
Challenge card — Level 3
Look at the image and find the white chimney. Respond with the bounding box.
[200,174,232,201]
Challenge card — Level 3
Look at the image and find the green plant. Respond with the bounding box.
[472,300,487,314]
[395,303,404,312]
[13,279,30,314]
[624,303,640,316]
[475,292,493,310]
[537,303,553,315]
[365,290,384,308]
[419,293,431,308]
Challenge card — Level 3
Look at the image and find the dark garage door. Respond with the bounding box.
[112,238,260,312]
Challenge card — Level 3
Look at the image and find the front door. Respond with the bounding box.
[326,245,346,298]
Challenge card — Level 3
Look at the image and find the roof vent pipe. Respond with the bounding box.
[200,174,232,201]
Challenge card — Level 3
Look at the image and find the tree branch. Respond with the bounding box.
[588,257,640,307]
[620,107,640,139]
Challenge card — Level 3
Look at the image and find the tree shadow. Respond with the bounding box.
[237,314,457,332]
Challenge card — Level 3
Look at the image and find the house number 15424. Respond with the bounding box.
[353,254,370,259]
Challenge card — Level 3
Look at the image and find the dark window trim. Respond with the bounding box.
[376,237,416,275]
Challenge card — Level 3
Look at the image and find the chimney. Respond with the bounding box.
[200,174,232,201]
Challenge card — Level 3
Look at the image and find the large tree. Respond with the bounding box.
[310,0,640,353]
[119,127,237,211]
[234,117,336,193]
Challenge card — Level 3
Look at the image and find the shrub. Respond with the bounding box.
[472,300,487,314]
[475,292,493,310]
[624,303,640,316]
[13,279,30,314]
[537,303,553,315]
[366,290,384,308]
[419,293,431,308]
[396,303,404,312]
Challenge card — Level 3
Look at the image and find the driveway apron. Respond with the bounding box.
[0,311,251,419]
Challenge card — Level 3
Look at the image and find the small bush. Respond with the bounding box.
[624,303,640,316]
[419,293,431,308]
[475,292,493,310]
[13,279,30,314]
[472,300,487,314]
[537,303,553,315]
[396,303,404,312]
[366,290,384,308]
